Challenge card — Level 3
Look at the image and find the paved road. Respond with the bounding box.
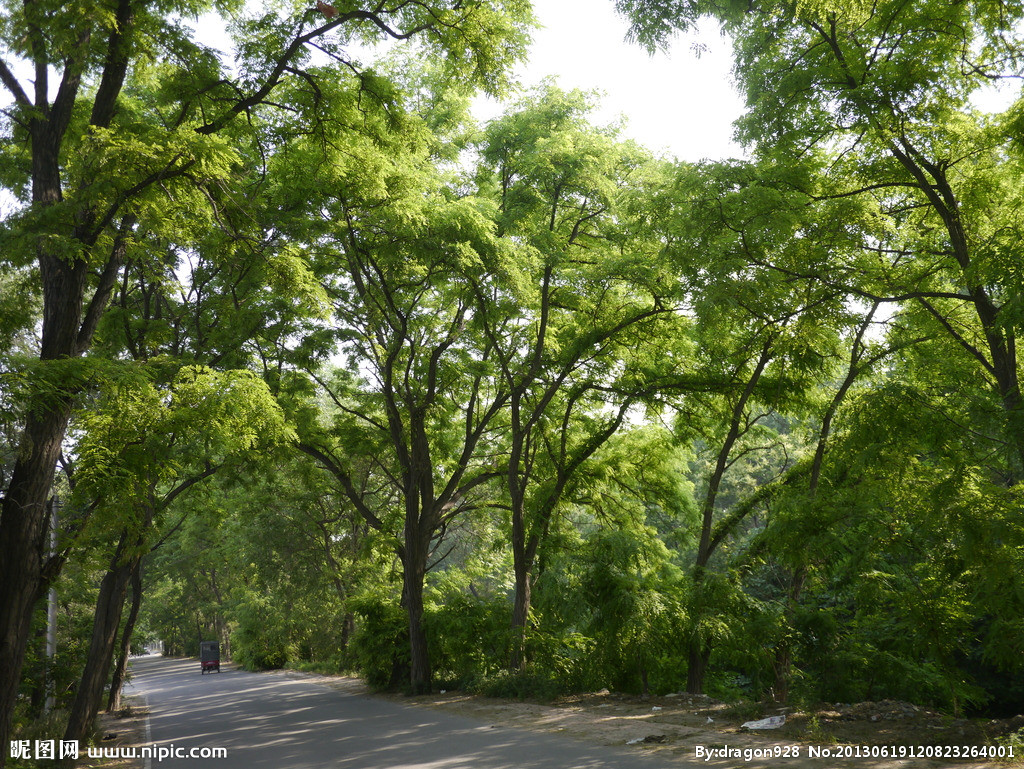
[127,655,693,769]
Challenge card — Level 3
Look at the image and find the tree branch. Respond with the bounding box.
[297,442,388,532]
[196,9,434,136]
[0,59,30,106]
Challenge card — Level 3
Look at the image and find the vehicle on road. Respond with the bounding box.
[200,641,220,674]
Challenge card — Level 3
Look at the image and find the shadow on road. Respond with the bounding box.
[127,655,686,769]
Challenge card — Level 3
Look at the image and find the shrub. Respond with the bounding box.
[231,595,292,670]
[350,593,409,690]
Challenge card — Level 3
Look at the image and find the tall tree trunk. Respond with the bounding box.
[0,404,72,759]
[63,538,135,746]
[686,637,712,695]
[403,547,431,694]
[507,404,530,672]
[28,621,48,716]
[403,408,436,695]
[887,144,1024,475]
[338,612,355,654]
[107,560,143,713]
[509,557,532,672]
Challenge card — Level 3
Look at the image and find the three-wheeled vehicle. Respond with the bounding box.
[200,641,220,674]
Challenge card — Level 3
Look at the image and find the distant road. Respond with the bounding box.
[127,655,692,769]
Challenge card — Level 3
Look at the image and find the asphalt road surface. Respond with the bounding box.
[127,655,693,769]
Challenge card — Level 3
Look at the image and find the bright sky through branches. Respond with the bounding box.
[191,0,746,162]
[0,0,744,185]
[481,0,746,162]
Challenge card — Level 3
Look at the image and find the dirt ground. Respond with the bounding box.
[272,669,1024,769]
[77,705,150,769]
[91,668,1024,769]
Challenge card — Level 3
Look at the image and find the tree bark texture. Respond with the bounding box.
[63,541,136,746]
[686,637,712,696]
[107,560,143,713]
[509,557,532,673]
[0,404,73,758]
[403,520,432,694]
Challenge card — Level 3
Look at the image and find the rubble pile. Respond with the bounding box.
[831,700,932,722]
[663,692,719,708]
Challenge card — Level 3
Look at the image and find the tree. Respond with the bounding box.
[56,139,331,733]
[614,0,1024,697]
[558,426,694,694]
[644,156,858,693]
[0,0,529,752]
[615,0,1024,475]
[299,240,508,693]
[281,97,513,691]
[744,301,917,702]
[470,86,683,670]
[61,365,291,743]
[750,336,1024,710]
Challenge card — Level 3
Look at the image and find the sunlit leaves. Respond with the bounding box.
[71,364,292,508]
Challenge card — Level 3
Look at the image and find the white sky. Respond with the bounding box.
[483,0,746,162]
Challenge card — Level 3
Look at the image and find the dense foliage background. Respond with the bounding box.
[2,0,1024,760]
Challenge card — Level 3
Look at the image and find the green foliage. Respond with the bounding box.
[10,0,1024,722]
[64,363,294,573]
[474,669,567,702]
[579,527,687,693]
[0,0,541,742]
[426,593,511,689]
[7,709,70,769]
[19,570,97,716]
[231,594,292,671]
[480,629,600,698]
[349,592,409,690]
[996,727,1024,762]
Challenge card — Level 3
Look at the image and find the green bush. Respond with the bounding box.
[426,593,510,688]
[231,595,292,670]
[522,627,601,693]
[8,707,70,769]
[350,592,409,689]
[475,668,564,701]
[576,527,688,695]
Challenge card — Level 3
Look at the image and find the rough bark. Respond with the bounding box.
[0,404,73,756]
[686,635,712,696]
[403,507,432,694]
[107,560,143,713]
[509,555,532,672]
[404,584,431,695]
[63,541,135,747]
